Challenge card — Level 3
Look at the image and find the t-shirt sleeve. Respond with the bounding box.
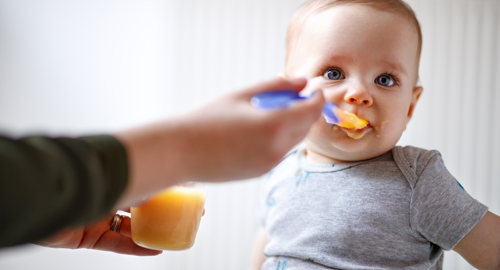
[410,153,488,250]
[0,135,128,247]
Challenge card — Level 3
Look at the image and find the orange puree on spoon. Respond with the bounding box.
[336,110,369,130]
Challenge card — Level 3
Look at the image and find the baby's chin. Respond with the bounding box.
[304,137,393,164]
[305,121,404,163]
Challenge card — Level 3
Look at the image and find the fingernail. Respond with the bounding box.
[289,77,307,85]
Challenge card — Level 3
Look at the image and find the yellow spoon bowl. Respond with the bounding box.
[336,110,369,130]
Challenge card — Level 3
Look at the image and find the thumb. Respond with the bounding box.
[287,89,325,124]
[238,77,308,100]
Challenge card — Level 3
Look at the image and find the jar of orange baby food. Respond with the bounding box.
[131,182,206,250]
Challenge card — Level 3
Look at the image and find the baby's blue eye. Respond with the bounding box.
[323,68,343,80]
[376,75,395,86]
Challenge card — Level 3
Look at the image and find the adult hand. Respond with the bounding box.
[177,77,325,181]
[34,212,161,256]
[115,77,324,208]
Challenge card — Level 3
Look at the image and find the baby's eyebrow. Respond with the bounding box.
[320,55,408,76]
[322,55,354,64]
[381,60,408,76]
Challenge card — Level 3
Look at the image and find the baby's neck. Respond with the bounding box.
[305,150,346,164]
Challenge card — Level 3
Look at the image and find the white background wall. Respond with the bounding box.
[0,0,498,269]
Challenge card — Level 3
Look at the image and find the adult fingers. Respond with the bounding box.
[237,77,308,100]
[118,216,132,237]
[280,89,325,126]
[93,231,162,256]
[270,90,325,151]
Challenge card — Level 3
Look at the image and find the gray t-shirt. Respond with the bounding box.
[259,145,488,270]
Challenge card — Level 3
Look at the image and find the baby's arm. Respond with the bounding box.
[453,211,500,269]
[250,227,269,270]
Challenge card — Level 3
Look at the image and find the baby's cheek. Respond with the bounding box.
[307,120,326,135]
[305,123,326,142]
[378,120,390,131]
[309,121,325,135]
[377,120,406,145]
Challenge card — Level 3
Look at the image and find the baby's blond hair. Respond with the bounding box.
[286,0,422,80]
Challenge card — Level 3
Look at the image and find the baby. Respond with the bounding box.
[252,0,500,269]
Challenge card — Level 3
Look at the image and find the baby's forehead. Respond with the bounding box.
[301,4,418,39]
[287,4,421,81]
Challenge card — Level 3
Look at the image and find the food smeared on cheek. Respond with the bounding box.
[378,120,390,130]
[373,120,390,138]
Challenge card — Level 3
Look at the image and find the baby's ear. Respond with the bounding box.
[406,86,423,124]
[277,72,289,80]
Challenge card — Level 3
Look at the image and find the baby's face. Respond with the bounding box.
[287,4,422,163]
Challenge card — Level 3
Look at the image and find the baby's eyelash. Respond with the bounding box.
[318,67,401,86]
[319,66,344,77]
[385,72,400,85]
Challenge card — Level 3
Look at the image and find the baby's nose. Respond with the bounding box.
[344,84,373,106]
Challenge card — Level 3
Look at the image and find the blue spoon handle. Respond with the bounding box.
[251,89,307,109]
[251,90,339,124]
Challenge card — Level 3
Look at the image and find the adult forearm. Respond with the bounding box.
[113,118,191,208]
[113,78,324,209]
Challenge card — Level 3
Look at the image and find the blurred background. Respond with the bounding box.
[0,0,498,269]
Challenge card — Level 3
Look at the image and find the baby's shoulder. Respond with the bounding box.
[392,146,444,185]
[393,145,441,162]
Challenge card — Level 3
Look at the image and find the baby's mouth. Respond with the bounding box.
[330,110,372,139]
[339,124,373,139]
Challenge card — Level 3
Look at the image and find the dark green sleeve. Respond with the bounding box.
[0,135,128,247]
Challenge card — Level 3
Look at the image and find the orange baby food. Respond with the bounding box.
[131,185,206,250]
[336,110,369,130]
